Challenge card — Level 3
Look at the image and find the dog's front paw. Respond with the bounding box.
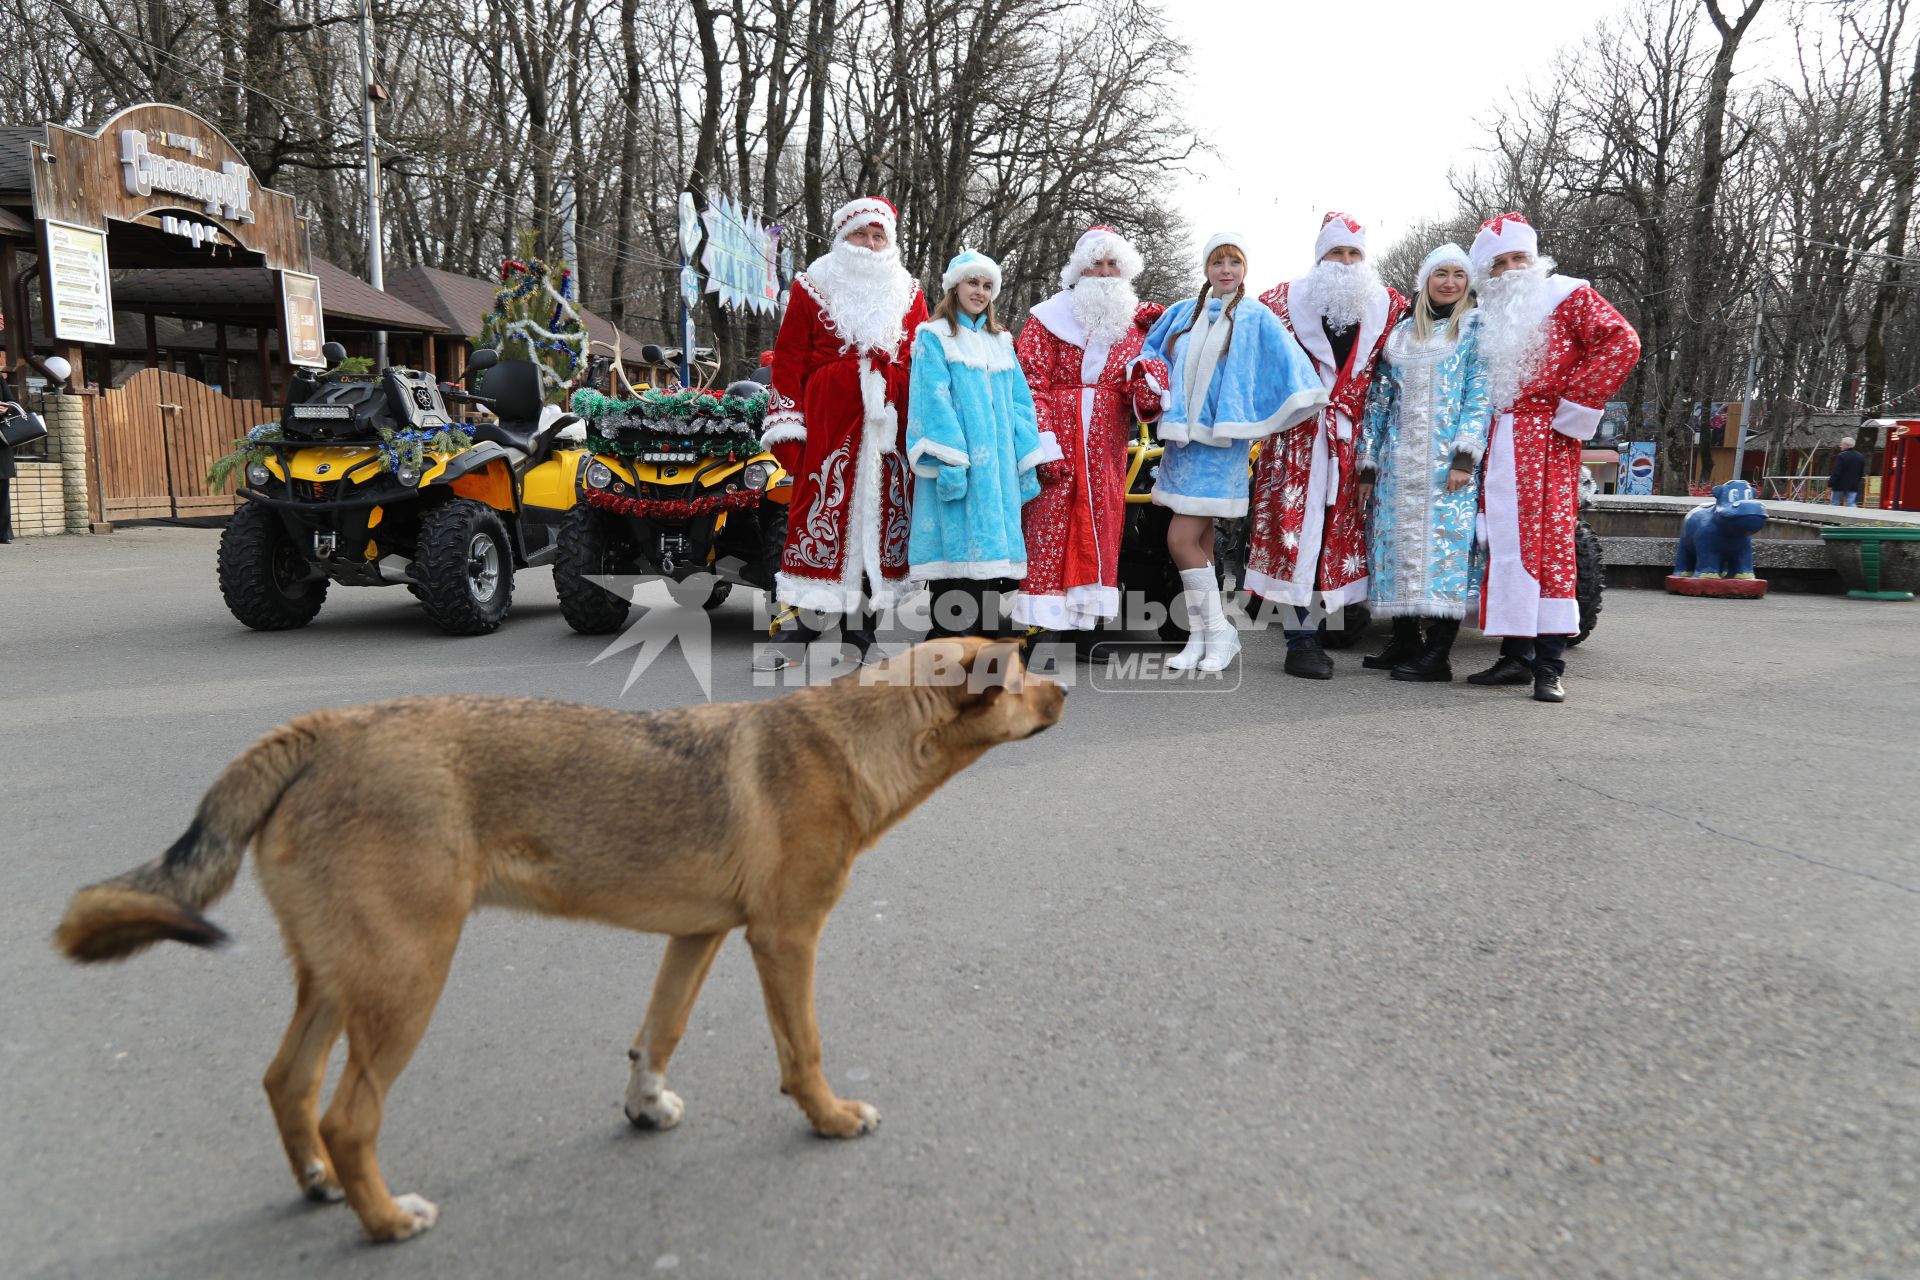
[299,1159,345,1203]
[811,1099,880,1138]
[625,1088,685,1130]
[369,1192,438,1243]
[624,1067,685,1130]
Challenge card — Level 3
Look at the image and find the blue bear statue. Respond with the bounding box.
[1674,479,1767,578]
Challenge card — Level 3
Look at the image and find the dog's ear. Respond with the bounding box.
[952,638,1025,706]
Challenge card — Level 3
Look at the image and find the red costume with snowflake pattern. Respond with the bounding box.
[1478,284,1639,636]
[763,276,929,613]
[1011,298,1167,629]
[1243,278,1408,610]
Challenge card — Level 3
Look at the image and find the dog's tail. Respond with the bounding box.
[54,719,322,963]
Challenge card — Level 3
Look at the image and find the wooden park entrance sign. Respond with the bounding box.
[26,104,318,519]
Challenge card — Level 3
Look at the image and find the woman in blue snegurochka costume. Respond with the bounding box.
[1354,243,1493,684]
[1136,233,1327,672]
[906,250,1044,639]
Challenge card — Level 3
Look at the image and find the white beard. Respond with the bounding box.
[1069,276,1139,348]
[1477,256,1558,412]
[803,241,916,352]
[1301,259,1383,330]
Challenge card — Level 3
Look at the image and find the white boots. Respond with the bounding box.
[1168,566,1240,672]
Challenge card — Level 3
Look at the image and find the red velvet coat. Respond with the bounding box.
[1243,279,1408,612]
[762,275,929,613]
[1478,282,1639,636]
[1010,293,1166,629]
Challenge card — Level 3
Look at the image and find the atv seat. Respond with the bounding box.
[471,418,539,455]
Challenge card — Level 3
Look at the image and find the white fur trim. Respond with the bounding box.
[1371,599,1469,620]
[1289,276,1392,386]
[912,557,1027,578]
[1470,214,1539,277]
[1151,485,1248,517]
[1034,433,1065,465]
[917,320,1017,372]
[761,413,806,447]
[1452,440,1486,466]
[1060,228,1145,288]
[1203,231,1250,264]
[832,197,898,245]
[1157,386,1329,445]
[1009,585,1120,629]
[1016,446,1045,472]
[907,438,969,479]
[1551,396,1604,441]
[1417,243,1472,295]
[1029,291,1085,349]
[1319,577,1370,611]
[859,362,896,455]
[1479,412,1543,636]
[1242,565,1312,606]
[1313,213,1366,262]
[940,253,1003,298]
[1536,597,1581,636]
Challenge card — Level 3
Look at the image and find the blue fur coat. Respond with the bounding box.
[1136,296,1326,444]
[906,314,1044,579]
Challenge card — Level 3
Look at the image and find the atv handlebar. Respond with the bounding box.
[440,382,498,410]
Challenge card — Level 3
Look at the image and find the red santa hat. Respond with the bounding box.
[1470,212,1540,276]
[830,196,899,246]
[1313,211,1367,262]
[1060,225,1145,288]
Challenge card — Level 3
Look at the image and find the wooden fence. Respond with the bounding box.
[88,369,269,520]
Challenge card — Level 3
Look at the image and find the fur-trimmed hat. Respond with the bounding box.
[830,196,899,246]
[1060,225,1144,288]
[1314,211,1366,262]
[1416,243,1472,294]
[1469,213,1539,277]
[1202,231,1249,265]
[941,249,1003,298]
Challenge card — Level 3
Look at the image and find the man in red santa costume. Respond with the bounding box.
[756,196,928,668]
[1245,212,1409,679]
[1012,225,1167,654]
[1464,212,1639,703]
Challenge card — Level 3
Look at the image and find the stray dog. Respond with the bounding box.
[55,637,1064,1243]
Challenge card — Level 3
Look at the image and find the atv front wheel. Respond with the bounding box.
[1569,518,1604,646]
[702,581,733,610]
[414,499,514,635]
[217,503,327,630]
[555,504,636,634]
[1320,603,1371,650]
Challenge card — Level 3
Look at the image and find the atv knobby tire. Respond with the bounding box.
[217,503,327,630]
[555,503,636,634]
[1569,518,1604,646]
[414,499,514,635]
[702,581,732,610]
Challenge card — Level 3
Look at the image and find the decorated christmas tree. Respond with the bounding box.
[474,234,589,405]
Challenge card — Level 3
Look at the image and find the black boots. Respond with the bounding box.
[1390,619,1459,682]
[1283,642,1334,680]
[1363,616,1423,670]
[1467,655,1533,686]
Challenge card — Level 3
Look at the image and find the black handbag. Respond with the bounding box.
[0,404,49,450]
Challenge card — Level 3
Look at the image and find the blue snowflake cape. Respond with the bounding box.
[905,315,1044,579]
[1358,313,1494,618]
[1134,297,1326,444]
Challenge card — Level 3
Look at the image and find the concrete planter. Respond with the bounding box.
[1821,528,1920,600]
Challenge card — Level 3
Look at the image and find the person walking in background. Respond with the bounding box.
[906,250,1043,639]
[1245,213,1410,680]
[1013,226,1167,655]
[1829,436,1867,507]
[1355,244,1491,682]
[1137,233,1326,672]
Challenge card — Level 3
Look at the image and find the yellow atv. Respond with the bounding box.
[552,373,790,633]
[217,344,583,635]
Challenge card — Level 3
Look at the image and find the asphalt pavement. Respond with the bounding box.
[3,525,1917,1279]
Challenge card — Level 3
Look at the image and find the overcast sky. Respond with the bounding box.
[1168,0,1656,282]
